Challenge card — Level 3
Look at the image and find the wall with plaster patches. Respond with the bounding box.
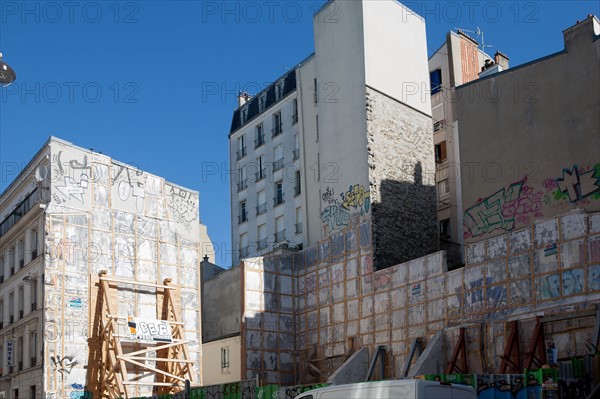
[241,211,600,384]
[42,139,204,398]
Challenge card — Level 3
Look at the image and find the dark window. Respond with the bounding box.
[294,171,301,196]
[434,141,447,163]
[430,69,442,95]
[440,219,451,239]
[274,181,284,206]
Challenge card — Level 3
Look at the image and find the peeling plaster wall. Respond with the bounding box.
[42,139,203,398]
[241,211,600,384]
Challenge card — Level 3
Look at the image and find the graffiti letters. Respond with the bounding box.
[50,355,78,376]
[167,185,198,224]
[321,186,336,204]
[321,204,349,233]
[556,164,600,203]
[340,184,370,215]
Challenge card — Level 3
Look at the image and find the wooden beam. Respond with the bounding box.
[100,276,175,290]
[125,356,194,364]
[499,321,522,374]
[123,382,184,386]
[446,328,468,374]
[118,357,186,382]
[123,340,191,357]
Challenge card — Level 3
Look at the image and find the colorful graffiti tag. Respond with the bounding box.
[321,184,370,235]
[463,179,543,239]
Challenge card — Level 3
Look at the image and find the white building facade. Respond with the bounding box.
[0,137,212,398]
[230,0,438,268]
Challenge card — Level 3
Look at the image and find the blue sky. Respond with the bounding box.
[1,1,598,267]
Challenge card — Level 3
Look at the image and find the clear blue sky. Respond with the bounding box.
[1,1,598,267]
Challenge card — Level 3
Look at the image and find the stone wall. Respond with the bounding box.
[366,87,437,269]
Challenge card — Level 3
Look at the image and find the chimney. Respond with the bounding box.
[494,51,510,69]
[237,91,252,107]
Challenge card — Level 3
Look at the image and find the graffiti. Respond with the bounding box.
[50,355,78,376]
[282,384,328,399]
[464,179,544,239]
[321,204,349,234]
[46,392,57,399]
[340,184,370,215]
[69,391,92,399]
[71,384,84,390]
[113,163,146,212]
[540,274,560,299]
[55,175,89,203]
[321,186,336,204]
[167,184,199,224]
[562,269,583,296]
[544,243,558,256]
[556,164,600,203]
[67,297,82,308]
[301,274,316,294]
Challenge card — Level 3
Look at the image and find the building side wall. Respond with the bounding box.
[457,20,600,244]
[366,88,437,269]
[202,268,241,343]
[42,140,202,398]
[241,211,600,383]
[201,337,242,385]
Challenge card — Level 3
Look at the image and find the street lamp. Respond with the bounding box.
[0,53,17,85]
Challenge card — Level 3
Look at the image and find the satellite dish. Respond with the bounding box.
[0,53,17,85]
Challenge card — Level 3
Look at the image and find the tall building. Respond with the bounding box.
[229,0,437,269]
[0,137,213,398]
[428,30,508,266]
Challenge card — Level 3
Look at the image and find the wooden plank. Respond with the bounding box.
[119,357,186,382]
[100,276,175,290]
[126,357,194,364]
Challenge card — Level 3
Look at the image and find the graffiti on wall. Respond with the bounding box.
[544,164,600,204]
[321,184,370,235]
[52,151,92,204]
[463,178,543,239]
[50,355,78,377]
[167,184,199,227]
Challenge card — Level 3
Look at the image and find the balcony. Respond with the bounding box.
[255,135,265,148]
[273,194,285,207]
[255,169,266,182]
[0,188,41,238]
[236,147,247,160]
[256,203,267,215]
[293,149,300,160]
[296,223,303,234]
[433,119,446,132]
[237,179,248,192]
[257,238,268,250]
[272,159,284,172]
[275,230,286,243]
[271,124,283,137]
[238,212,248,224]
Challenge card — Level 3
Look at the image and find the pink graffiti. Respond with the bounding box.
[502,185,543,218]
[542,178,558,192]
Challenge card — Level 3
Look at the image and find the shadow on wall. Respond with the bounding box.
[372,162,438,270]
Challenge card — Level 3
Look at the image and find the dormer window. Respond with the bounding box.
[275,81,284,101]
[259,94,266,112]
[240,107,248,124]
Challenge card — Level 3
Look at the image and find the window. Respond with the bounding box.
[8,292,14,323]
[0,255,4,283]
[272,112,282,137]
[0,299,3,329]
[9,247,15,275]
[434,141,447,163]
[30,331,37,367]
[313,78,318,104]
[18,239,25,269]
[221,347,230,371]
[255,124,265,147]
[296,208,303,235]
[237,135,247,160]
[257,224,267,250]
[256,190,267,215]
[440,219,451,239]
[237,167,247,191]
[17,336,23,371]
[31,229,38,259]
[239,234,249,259]
[275,216,285,243]
[273,145,284,172]
[31,280,37,311]
[292,99,298,124]
[259,94,266,112]
[437,179,450,199]
[239,201,247,223]
[240,107,248,124]
[293,134,300,160]
[18,286,24,319]
[274,181,284,206]
[315,115,319,142]
[430,69,442,95]
[294,171,301,196]
[256,156,266,181]
[30,386,36,399]
[275,81,283,101]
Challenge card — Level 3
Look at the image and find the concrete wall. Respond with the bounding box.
[240,210,600,384]
[366,87,437,269]
[202,267,241,343]
[202,337,242,385]
[40,138,203,398]
[457,16,600,244]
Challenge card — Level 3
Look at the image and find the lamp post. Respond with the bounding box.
[0,52,17,85]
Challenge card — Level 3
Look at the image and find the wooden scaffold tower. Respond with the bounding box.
[88,270,195,398]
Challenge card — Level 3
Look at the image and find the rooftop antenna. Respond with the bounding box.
[455,27,493,53]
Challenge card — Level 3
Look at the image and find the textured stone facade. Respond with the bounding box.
[366,87,438,269]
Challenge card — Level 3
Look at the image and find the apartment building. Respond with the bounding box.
[229,0,437,269]
[428,30,505,266]
[0,137,213,398]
